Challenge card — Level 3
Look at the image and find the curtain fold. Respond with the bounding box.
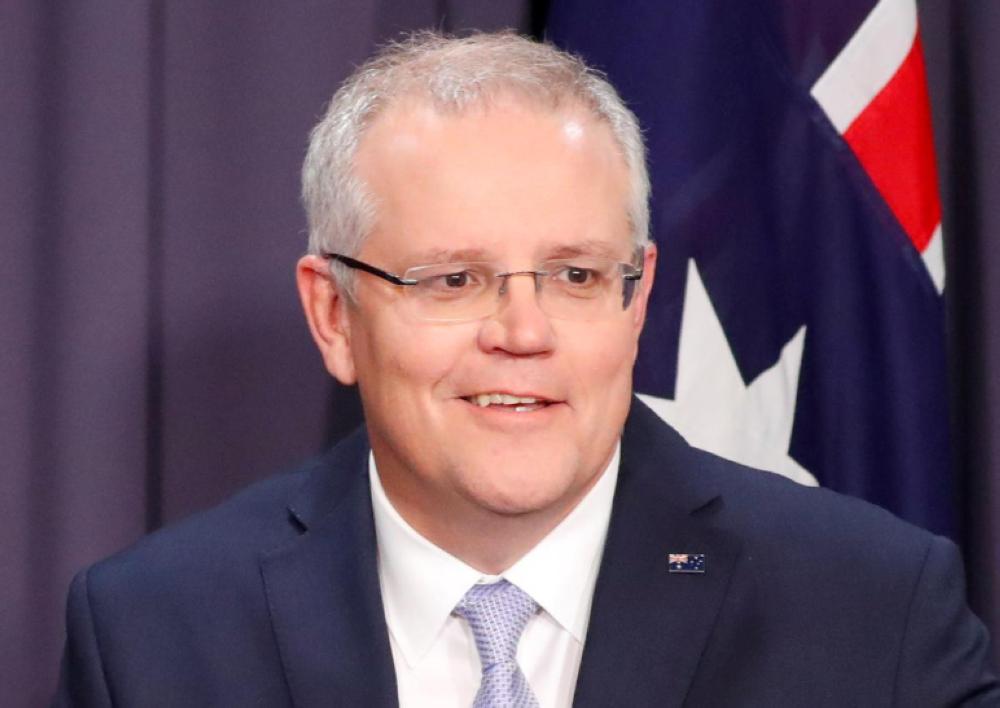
[922,0,1000,670]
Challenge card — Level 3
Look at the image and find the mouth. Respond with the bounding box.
[461,392,557,413]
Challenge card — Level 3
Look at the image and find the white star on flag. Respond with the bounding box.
[639,259,817,486]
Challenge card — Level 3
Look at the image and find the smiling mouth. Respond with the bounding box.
[462,393,555,412]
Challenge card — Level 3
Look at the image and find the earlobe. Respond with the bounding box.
[296,255,358,385]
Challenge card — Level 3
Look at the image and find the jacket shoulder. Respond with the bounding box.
[627,396,938,561]
[705,449,937,563]
[81,427,368,598]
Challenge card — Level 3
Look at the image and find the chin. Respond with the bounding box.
[473,492,558,517]
[459,461,588,518]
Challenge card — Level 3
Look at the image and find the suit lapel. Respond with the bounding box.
[574,401,742,708]
[259,431,398,708]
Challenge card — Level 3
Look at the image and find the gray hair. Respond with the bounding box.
[302,30,650,286]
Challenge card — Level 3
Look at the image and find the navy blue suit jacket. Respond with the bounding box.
[55,399,999,706]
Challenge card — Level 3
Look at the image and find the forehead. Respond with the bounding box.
[353,96,632,262]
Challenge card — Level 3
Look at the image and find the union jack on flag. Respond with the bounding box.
[550,0,951,535]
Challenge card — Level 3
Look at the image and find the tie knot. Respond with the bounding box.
[455,580,538,668]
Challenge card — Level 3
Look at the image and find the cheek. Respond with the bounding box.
[357,320,473,399]
[567,323,639,385]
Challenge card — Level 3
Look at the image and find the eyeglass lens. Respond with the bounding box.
[401,259,638,322]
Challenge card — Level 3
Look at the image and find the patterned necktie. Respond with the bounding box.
[454,580,540,708]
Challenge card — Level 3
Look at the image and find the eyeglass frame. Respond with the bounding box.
[320,250,646,320]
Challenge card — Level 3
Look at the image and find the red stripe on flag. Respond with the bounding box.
[843,33,941,253]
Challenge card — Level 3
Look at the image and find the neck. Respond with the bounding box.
[421,512,556,574]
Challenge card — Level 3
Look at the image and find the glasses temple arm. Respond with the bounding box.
[322,253,417,286]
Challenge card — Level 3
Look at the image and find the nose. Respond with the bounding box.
[477,272,555,356]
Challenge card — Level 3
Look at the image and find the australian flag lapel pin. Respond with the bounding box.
[668,553,706,574]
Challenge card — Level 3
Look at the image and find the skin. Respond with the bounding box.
[297,95,657,573]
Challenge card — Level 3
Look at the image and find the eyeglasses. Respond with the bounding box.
[322,250,645,323]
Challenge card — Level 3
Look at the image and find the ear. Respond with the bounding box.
[296,255,358,385]
[630,243,658,332]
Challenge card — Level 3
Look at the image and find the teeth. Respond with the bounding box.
[470,393,541,408]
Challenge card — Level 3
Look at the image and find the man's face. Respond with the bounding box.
[313,97,655,533]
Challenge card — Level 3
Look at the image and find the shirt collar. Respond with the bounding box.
[370,444,620,668]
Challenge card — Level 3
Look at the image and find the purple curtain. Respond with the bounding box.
[2,1,996,704]
[922,0,1000,670]
[0,2,531,704]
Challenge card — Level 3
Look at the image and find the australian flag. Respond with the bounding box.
[548,0,953,536]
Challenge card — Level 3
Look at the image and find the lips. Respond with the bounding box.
[461,392,556,412]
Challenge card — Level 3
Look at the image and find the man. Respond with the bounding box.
[55,31,998,706]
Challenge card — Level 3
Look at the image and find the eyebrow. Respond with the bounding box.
[541,240,624,260]
[408,247,493,264]
[406,239,626,265]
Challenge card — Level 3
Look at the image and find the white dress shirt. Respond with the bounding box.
[369,445,620,708]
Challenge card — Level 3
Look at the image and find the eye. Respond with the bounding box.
[564,267,592,284]
[443,272,470,288]
[419,267,487,295]
[553,265,600,287]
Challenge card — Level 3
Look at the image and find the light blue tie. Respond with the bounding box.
[454,580,540,708]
